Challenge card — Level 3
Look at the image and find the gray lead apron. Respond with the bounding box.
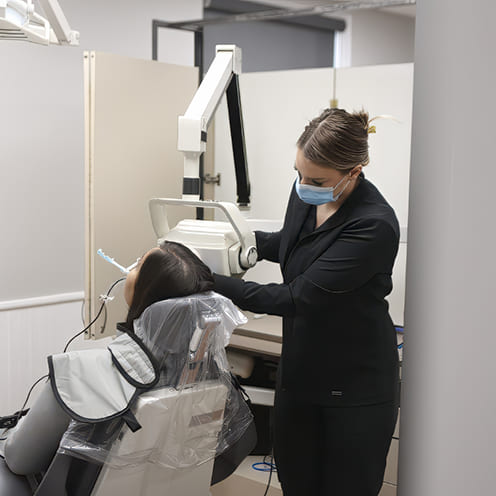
[48,331,159,431]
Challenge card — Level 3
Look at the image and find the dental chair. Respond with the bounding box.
[33,383,228,496]
[1,292,251,496]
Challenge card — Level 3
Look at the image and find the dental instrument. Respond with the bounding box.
[97,249,138,275]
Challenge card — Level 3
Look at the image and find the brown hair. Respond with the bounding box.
[125,241,214,329]
[297,108,370,171]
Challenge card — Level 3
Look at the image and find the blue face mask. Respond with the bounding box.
[295,174,350,205]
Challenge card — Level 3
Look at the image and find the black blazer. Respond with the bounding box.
[214,175,400,406]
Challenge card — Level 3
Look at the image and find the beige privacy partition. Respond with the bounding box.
[84,52,198,339]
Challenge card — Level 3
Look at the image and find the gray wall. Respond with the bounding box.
[350,10,415,66]
[398,1,496,494]
[332,9,415,68]
[203,18,334,72]
[0,0,202,302]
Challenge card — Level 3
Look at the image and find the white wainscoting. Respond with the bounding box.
[0,294,112,415]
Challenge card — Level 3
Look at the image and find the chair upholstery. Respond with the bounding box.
[0,457,32,496]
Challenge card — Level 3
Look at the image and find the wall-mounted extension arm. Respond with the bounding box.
[226,72,250,207]
[177,44,250,206]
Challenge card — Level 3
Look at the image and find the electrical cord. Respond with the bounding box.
[263,405,277,495]
[0,374,48,438]
[0,278,125,436]
[80,285,112,336]
[100,303,108,335]
[252,455,276,472]
[249,390,277,496]
[250,410,276,496]
[251,453,276,496]
[63,277,124,352]
[262,452,276,496]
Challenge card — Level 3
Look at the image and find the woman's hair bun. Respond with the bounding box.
[297,107,371,170]
[353,110,370,132]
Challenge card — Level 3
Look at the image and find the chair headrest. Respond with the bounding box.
[133,291,246,368]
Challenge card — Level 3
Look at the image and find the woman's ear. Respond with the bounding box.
[351,165,363,179]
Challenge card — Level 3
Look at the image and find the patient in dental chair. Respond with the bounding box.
[1,241,254,491]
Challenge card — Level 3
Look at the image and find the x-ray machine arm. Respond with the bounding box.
[178,44,249,204]
[150,45,257,276]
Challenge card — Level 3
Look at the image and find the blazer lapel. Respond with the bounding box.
[280,177,366,276]
[280,186,311,271]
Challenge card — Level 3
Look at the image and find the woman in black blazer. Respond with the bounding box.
[213,108,400,495]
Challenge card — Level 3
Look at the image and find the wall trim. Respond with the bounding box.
[0,291,85,312]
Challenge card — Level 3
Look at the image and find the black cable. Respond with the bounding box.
[100,303,108,335]
[263,451,275,496]
[263,403,277,496]
[0,278,125,440]
[18,375,49,416]
[0,374,48,435]
[63,277,125,352]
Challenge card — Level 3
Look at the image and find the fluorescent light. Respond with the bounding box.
[0,0,78,45]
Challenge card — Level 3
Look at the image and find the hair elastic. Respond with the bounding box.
[367,114,401,134]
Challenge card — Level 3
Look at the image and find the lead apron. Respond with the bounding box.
[47,332,159,431]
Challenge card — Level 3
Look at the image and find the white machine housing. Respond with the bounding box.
[150,198,257,276]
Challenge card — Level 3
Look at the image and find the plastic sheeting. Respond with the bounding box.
[58,292,253,470]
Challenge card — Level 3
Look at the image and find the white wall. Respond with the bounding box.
[0,0,202,416]
[0,300,115,414]
[65,0,198,66]
[0,0,202,303]
[0,0,414,416]
[335,10,415,68]
[0,4,413,304]
[335,63,413,327]
[214,68,334,221]
[399,1,496,494]
[213,63,413,326]
[351,10,415,66]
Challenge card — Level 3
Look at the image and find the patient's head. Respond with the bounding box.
[124,241,214,329]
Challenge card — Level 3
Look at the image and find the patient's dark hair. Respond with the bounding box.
[125,241,214,329]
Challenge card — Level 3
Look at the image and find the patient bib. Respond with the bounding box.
[48,330,159,430]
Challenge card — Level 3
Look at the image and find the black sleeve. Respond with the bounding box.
[214,218,398,317]
[255,230,282,263]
